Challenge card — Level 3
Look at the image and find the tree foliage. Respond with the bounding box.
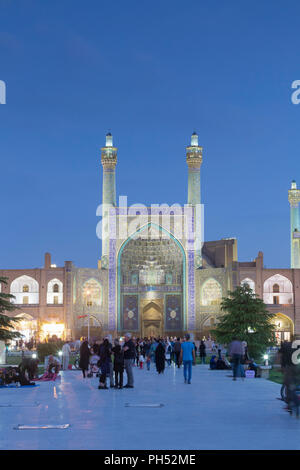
[0,277,22,342]
[213,284,276,358]
[36,340,64,361]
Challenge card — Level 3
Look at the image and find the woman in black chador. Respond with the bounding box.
[79,339,90,378]
[155,340,165,374]
[112,338,124,389]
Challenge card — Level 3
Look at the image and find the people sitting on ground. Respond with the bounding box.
[19,357,39,380]
[1,367,19,385]
[210,355,218,370]
[17,365,36,386]
[247,358,258,377]
[35,355,61,381]
[47,355,61,375]
[0,366,35,386]
[223,356,232,369]
[216,355,231,370]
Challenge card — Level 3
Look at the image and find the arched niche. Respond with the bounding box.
[241,277,255,293]
[82,278,102,306]
[47,278,63,304]
[263,274,293,305]
[272,313,294,344]
[201,278,222,306]
[10,275,39,304]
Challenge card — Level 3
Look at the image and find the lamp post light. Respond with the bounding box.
[263,354,269,366]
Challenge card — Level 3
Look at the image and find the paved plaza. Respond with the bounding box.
[0,364,299,450]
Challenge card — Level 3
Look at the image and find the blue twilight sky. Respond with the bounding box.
[1,0,300,269]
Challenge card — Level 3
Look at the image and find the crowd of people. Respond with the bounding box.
[1,334,265,389]
[75,334,261,388]
[74,335,261,388]
[76,333,199,389]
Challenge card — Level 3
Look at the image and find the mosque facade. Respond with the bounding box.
[1,133,300,342]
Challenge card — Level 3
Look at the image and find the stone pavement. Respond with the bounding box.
[0,363,298,450]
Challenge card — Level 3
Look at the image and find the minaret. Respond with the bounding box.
[100,132,117,267]
[186,132,203,268]
[186,132,203,206]
[288,180,300,268]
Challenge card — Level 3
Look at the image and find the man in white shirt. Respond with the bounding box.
[62,342,71,370]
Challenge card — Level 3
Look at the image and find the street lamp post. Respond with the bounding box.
[87,291,91,342]
[80,289,92,342]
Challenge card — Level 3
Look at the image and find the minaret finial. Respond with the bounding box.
[191,131,198,147]
[291,180,297,189]
[106,131,113,147]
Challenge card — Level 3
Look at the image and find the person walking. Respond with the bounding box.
[123,333,135,388]
[143,339,151,371]
[170,338,175,363]
[174,337,182,368]
[135,339,140,367]
[199,340,206,364]
[112,338,124,389]
[228,337,244,381]
[155,339,166,374]
[180,334,196,384]
[165,340,172,366]
[149,338,158,365]
[62,341,71,370]
[217,343,222,360]
[79,339,90,378]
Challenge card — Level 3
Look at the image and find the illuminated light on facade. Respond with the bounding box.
[41,322,65,340]
[201,278,222,306]
[271,313,294,344]
[13,313,37,342]
[82,279,102,306]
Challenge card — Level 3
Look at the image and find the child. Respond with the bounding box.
[139,354,145,369]
[165,343,172,366]
[88,349,100,377]
[146,355,151,371]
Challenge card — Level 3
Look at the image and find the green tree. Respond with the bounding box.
[0,277,22,341]
[213,284,276,359]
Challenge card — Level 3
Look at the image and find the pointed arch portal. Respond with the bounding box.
[115,222,188,333]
